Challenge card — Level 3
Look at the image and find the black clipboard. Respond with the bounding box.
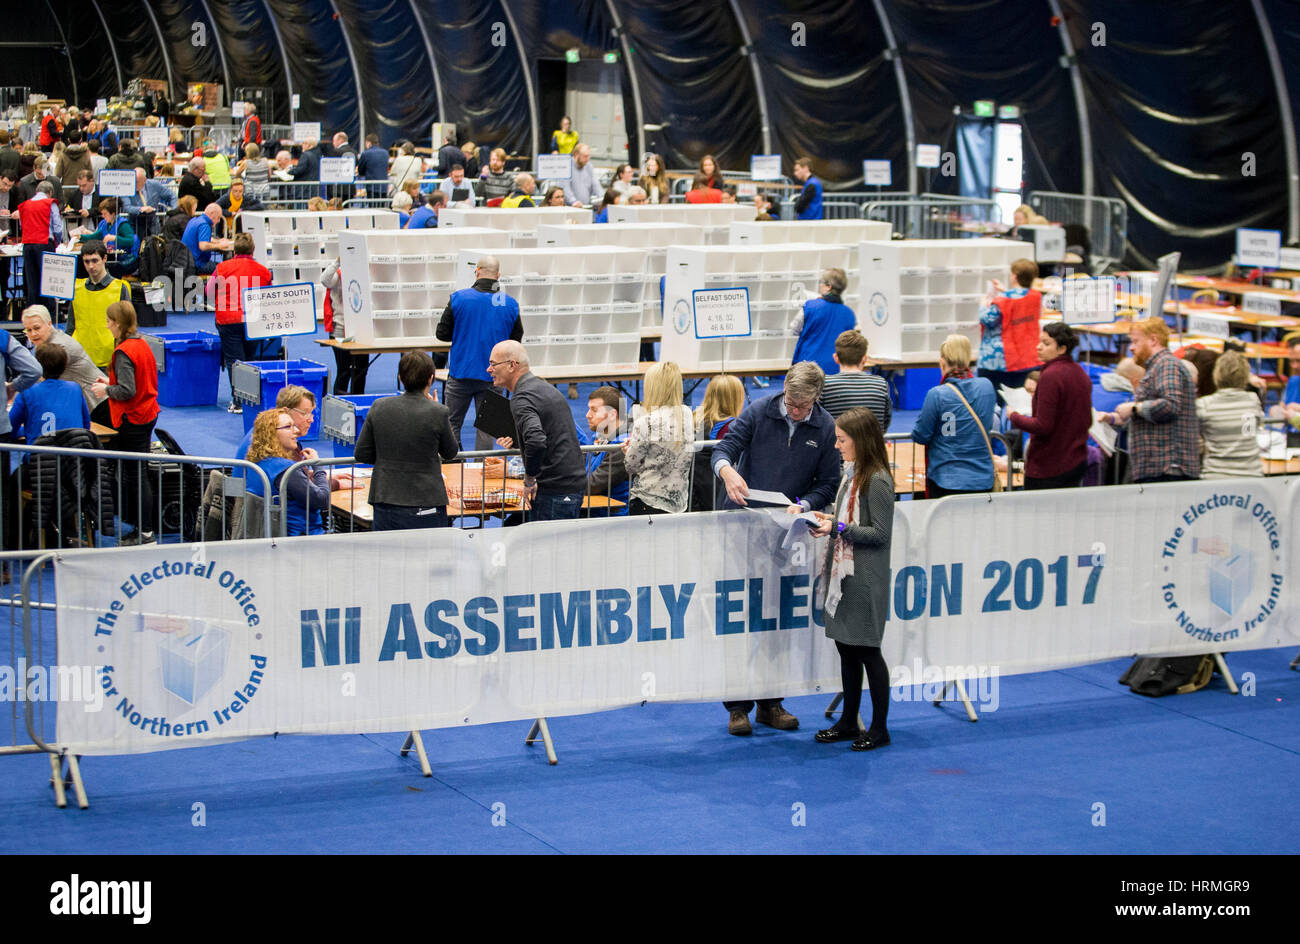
[451,187,471,202]
[473,390,518,442]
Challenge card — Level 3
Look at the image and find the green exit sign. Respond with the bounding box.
[603,51,619,63]
[998,104,1021,119]
[973,100,995,118]
[565,48,580,64]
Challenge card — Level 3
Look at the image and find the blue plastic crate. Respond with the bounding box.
[232,358,330,440]
[321,393,388,445]
[897,367,941,410]
[143,331,222,407]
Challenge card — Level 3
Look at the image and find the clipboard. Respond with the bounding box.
[473,390,518,441]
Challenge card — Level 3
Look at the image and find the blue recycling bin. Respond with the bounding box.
[232,358,330,440]
[143,331,222,407]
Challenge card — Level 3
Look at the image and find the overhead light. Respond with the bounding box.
[565,48,580,63]
[998,104,1021,119]
[603,51,619,63]
[974,100,995,118]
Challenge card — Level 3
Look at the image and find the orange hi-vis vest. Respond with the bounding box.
[994,290,1043,372]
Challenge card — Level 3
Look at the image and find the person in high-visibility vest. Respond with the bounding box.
[500,173,537,208]
[549,116,578,155]
[68,240,129,369]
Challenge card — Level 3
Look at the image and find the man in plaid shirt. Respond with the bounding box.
[1099,316,1200,482]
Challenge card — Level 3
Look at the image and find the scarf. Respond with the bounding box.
[823,464,858,619]
[943,366,974,382]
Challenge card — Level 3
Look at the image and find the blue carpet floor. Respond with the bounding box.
[0,646,1296,854]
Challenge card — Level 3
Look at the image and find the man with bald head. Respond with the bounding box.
[436,255,524,449]
[488,341,586,521]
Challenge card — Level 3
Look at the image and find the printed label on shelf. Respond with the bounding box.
[551,335,578,344]
[243,282,318,339]
[1187,314,1230,340]
[555,274,581,283]
[1242,292,1282,317]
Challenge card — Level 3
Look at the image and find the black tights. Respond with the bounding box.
[834,641,890,735]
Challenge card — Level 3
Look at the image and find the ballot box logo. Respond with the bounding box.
[93,562,269,743]
[348,279,363,314]
[672,299,692,336]
[1157,492,1284,645]
[868,292,889,327]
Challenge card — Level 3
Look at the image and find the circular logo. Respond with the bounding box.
[673,299,692,335]
[347,279,363,314]
[868,291,889,326]
[1156,491,1284,643]
[93,560,270,746]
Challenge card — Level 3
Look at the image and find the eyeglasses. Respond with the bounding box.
[487,359,515,369]
[289,407,313,417]
[275,424,295,432]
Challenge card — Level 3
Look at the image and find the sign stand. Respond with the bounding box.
[524,717,558,765]
[933,680,980,722]
[399,731,433,776]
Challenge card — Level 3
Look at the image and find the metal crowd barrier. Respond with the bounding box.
[864,197,1003,240]
[1027,190,1128,274]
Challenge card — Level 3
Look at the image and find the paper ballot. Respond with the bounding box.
[999,384,1033,417]
[764,508,823,551]
[1089,408,1117,456]
[744,488,794,507]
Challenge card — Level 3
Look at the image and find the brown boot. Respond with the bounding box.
[728,709,752,736]
[755,705,799,730]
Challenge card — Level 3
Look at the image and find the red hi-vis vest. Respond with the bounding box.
[994,290,1043,372]
[108,337,161,426]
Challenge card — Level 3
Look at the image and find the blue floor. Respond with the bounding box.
[1,647,1295,853]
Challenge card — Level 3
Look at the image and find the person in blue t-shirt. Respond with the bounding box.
[791,268,857,375]
[1269,336,1300,425]
[792,156,823,220]
[181,203,231,273]
[244,408,329,536]
[8,343,91,451]
[579,385,629,516]
[405,190,445,229]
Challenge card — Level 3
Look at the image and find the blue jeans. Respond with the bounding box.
[529,491,582,522]
[371,502,449,531]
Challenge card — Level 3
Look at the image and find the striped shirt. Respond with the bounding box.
[819,371,892,430]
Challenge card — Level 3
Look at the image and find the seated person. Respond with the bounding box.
[78,199,137,276]
[9,343,92,448]
[1092,357,1144,415]
[684,173,723,204]
[214,179,264,234]
[406,190,446,229]
[244,408,330,537]
[182,203,232,274]
[580,385,628,516]
[593,188,618,224]
[819,329,892,430]
[1268,335,1300,424]
[391,190,413,228]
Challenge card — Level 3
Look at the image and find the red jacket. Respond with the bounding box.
[206,254,273,325]
[993,290,1042,372]
[1008,354,1093,479]
[16,196,55,245]
[685,188,723,204]
[108,337,160,426]
[39,114,61,148]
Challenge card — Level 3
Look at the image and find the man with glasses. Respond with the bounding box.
[711,361,840,736]
[487,340,586,522]
[437,254,523,450]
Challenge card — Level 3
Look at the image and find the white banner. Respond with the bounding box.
[54,480,1298,755]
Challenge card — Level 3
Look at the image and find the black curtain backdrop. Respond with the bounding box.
[734,0,905,189]
[6,0,1297,267]
[1063,0,1287,269]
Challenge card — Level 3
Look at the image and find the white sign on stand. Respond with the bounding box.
[243,283,318,339]
[1279,246,1300,271]
[536,154,573,180]
[292,122,321,144]
[40,252,77,300]
[1061,276,1117,324]
[1187,315,1230,341]
[863,160,891,186]
[320,156,355,184]
[95,99,107,114]
[1236,228,1281,268]
[916,145,942,169]
[750,155,783,181]
[231,101,245,119]
[1242,292,1282,318]
[692,288,751,339]
[139,127,168,151]
[736,181,757,199]
[291,94,301,110]
[97,169,136,198]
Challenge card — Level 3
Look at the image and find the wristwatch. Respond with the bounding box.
[836,521,846,534]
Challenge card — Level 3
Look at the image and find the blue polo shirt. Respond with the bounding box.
[407,205,437,229]
[182,214,215,270]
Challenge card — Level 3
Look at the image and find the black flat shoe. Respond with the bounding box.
[851,732,891,752]
[814,726,860,743]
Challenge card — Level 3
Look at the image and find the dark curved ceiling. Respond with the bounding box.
[8,0,1296,268]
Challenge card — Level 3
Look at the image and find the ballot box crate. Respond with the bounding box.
[144,330,222,407]
[321,393,388,446]
[232,358,329,440]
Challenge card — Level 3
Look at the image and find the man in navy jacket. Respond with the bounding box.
[711,361,840,736]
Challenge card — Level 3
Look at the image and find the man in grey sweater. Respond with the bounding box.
[488,340,586,521]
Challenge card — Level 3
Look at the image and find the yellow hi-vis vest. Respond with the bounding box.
[72,278,125,368]
[500,193,534,209]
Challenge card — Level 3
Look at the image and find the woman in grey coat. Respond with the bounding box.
[809,407,895,751]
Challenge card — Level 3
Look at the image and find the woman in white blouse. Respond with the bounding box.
[622,361,696,514]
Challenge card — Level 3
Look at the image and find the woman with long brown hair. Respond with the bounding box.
[809,407,895,751]
[638,153,670,204]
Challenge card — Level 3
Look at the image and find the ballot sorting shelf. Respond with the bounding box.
[606,203,754,244]
[436,206,593,247]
